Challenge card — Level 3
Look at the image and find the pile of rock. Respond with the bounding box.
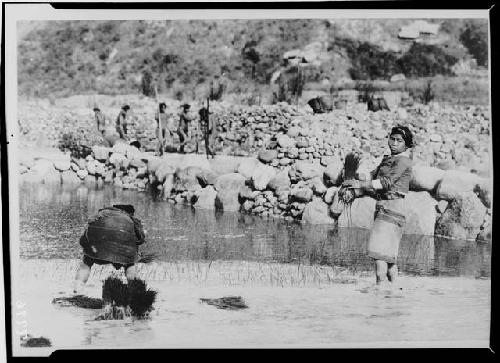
[17,99,492,243]
[211,102,304,156]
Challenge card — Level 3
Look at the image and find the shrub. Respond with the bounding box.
[460,21,488,67]
[397,43,458,78]
[58,132,93,159]
[140,70,155,97]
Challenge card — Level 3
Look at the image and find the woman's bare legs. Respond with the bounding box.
[125,265,137,282]
[73,261,91,293]
[375,260,388,285]
[387,263,398,283]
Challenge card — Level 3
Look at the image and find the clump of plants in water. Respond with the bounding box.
[52,295,103,309]
[96,276,157,320]
[20,335,52,347]
[200,296,248,310]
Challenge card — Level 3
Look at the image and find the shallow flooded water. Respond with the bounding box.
[18,183,491,277]
[14,260,490,351]
[19,183,491,277]
[12,183,491,352]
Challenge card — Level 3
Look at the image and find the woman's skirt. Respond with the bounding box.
[367,198,406,264]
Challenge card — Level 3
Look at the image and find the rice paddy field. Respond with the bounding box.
[11,183,491,353]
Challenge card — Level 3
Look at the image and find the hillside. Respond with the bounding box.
[17,18,488,101]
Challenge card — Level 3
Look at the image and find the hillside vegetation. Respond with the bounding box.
[17,19,488,103]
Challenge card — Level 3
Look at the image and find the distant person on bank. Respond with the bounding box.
[116,105,131,140]
[94,107,119,146]
[73,204,145,294]
[177,103,196,153]
[342,126,413,289]
[199,106,216,158]
[155,102,176,152]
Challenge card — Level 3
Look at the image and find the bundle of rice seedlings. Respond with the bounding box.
[20,335,52,347]
[127,278,157,318]
[102,277,129,306]
[338,152,361,226]
[96,277,157,320]
[52,295,103,309]
[200,296,248,310]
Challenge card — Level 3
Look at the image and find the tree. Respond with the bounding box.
[460,21,488,67]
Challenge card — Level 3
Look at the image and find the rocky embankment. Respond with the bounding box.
[17,101,492,242]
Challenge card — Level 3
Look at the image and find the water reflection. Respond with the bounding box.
[18,183,491,277]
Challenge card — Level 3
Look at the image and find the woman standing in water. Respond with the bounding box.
[342,126,413,289]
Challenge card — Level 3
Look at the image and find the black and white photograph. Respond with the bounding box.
[1,2,494,356]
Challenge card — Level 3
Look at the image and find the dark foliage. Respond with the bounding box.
[459,21,488,67]
[58,132,93,159]
[20,335,52,347]
[397,43,458,78]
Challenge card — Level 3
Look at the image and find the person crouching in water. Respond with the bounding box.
[342,126,413,289]
[73,204,145,294]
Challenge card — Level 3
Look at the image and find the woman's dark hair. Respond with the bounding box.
[113,204,135,215]
[390,126,414,148]
[159,102,166,110]
[93,107,100,112]
[122,105,130,111]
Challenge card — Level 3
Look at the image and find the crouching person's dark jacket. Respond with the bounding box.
[80,207,145,265]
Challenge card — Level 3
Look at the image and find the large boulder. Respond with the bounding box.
[30,159,56,179]
[435,170,481,201]
[435,191,487,240]
[251,164,276,190]
[208,156,241,175]
[258,149,278,164]
[197,169,219,187]
[109,152,127,169]
[92,146,112,162]
[324,186,338,204]
[277,134,296,148]
[290,185,313,203]
[146,157,163,174]
[323,160,343,186]
[214,173,246,211]
[174,166,203,192]
[162,173,175,199]
[268,170,291,191]
[42,168,62,185]
[290,161,324,181]
[61,170,81,185]
[193,186,218,210]
[337,196,376,229]
[302,199,337,224]
[237,158,261,179]
[155,161,176,183]
[404,191,437,235]
[410,166,445,192]
[52,154,71,172]
[308,176,327,196]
